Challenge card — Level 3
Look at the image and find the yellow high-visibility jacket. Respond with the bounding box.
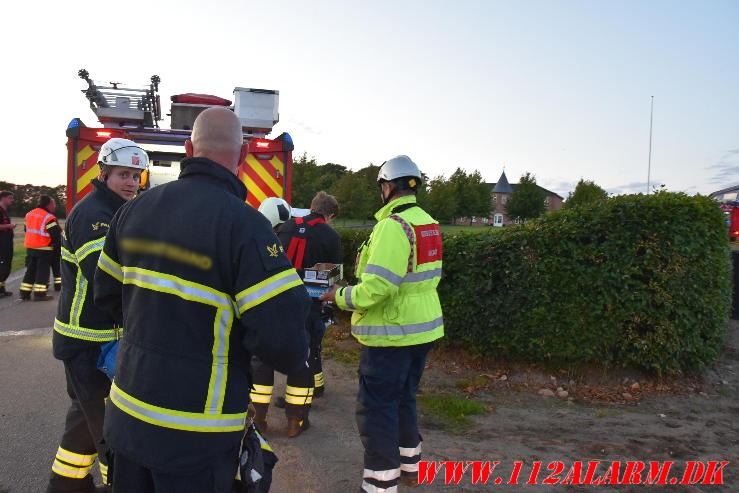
[335,195,444,346]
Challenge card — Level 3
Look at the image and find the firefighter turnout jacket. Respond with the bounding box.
[335,195,444,346]
[94,157,311,473]
[53,179,127,359]
[24,206,60,250]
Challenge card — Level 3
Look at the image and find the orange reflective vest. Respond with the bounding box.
[24,207,57,250]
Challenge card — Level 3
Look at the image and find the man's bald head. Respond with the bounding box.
[187,107,245,174]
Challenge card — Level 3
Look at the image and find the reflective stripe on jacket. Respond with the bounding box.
[24,207,57,249]
[335,195,444,347]
[53,181,127,357]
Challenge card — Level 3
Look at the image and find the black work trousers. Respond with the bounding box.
[0,238,11,290]
[111,448,238,493]
[20,248,52,297]
[52,250,62,291]
[307,304,328,391]
[46,346,111,493]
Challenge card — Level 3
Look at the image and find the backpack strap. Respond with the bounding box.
[286,237,307,270]
[388,214,415,273]
[285,216,326,270]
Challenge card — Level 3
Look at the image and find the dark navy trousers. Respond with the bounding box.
[356,342,432,491]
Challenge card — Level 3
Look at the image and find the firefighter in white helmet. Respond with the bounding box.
[322,155,444,491]
[252,191,342,437]
[258,196,292,231]
[46,137,148,493]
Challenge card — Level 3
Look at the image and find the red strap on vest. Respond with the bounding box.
[287,238,307,269]
[285,216,326,269]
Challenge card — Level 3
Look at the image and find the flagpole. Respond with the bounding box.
[647,96,654,194]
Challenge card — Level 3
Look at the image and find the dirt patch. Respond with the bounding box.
[265,319,738,492]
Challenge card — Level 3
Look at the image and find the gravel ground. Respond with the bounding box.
[266,320,738,492]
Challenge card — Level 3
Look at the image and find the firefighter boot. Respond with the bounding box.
[33,292,55,301]
[252,402,269,433]
[313,384,325,399]
[286,404,310,438]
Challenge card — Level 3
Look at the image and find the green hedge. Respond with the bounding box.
[337,192,732,374]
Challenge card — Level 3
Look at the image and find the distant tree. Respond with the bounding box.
[332,164,381,220]
[464,170,492,218]
[415,172,430,208]
[505,172,546,222]
[651,183,668,194]
[564,179,608,209]
[448,169,467,221]
[445,168,491,222]
[288,153,319,208]
[0,181,66,217]
[51,185,67,217]
[332,173,369,219]
[291,154,348,208]
[320,162,349,188]
[425,175,458,223]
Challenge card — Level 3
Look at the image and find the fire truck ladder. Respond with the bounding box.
[78,69,162,128]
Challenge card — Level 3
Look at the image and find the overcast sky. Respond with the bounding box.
[2,0,737,198]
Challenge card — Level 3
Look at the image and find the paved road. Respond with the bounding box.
[0,270,367,493]
[0,270,68,492]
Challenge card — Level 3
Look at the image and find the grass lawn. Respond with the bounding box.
[12,244,25,272]
[9,218,25,271]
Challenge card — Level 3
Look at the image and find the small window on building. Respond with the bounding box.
[494,214,503,226]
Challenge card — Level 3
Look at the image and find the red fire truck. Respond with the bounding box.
[66,69,293,214]
[721,202,739,242]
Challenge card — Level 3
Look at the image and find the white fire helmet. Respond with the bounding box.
[258,197,292,229]
[97,138,149,170]
[377,155,421,184]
